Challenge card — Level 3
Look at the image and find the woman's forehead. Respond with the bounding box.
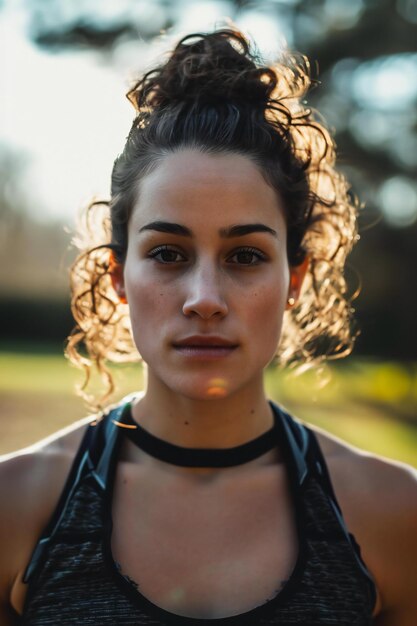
[130,149,286,232]
[141,149,267,190]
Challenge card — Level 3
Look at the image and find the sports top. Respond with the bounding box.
[20,401,377,625]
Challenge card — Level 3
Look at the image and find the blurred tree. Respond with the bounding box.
[0,144,72,297]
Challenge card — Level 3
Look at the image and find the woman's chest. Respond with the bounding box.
[110,463,299,618]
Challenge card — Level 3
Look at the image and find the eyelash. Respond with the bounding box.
[147,245,187,264]
[227,247,267,265]
[147,245,267,266]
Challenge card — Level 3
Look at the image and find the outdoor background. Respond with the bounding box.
[1,0,416,465]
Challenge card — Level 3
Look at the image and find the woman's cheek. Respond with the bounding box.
[245,283,281,345]
[126,272,177,352]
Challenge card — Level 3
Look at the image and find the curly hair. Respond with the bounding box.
[66,27,359,408]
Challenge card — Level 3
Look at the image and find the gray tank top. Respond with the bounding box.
[20,401,377,625]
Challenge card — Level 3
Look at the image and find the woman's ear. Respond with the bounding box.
[109,252,127,304]
[286,256,309,310]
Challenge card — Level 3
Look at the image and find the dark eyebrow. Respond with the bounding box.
[220,223,277,238]
[139,221,192,236]
[139,221,277,238]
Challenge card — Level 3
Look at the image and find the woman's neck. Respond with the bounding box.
[130,376,274,451]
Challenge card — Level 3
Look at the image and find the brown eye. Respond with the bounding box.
[228,247,266,265]
[148,246,187,264]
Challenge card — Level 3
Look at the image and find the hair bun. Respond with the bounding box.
[128,29,277,111]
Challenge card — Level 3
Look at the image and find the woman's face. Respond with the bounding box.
[118,149,305,401]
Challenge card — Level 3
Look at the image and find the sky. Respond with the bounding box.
[1,9,140,224]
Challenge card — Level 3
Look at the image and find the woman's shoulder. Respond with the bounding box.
[309,423,417,622]
[0,414,97,534]
[0,416,96,617]
[308,422,417,509]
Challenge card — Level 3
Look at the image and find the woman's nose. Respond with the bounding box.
[182,263,228,319]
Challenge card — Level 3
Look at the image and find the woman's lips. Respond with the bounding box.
[173,345,238,358]
[172,336,238,359]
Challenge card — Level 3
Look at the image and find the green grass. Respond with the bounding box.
[1,350,416,466]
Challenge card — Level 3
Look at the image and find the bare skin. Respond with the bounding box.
[1,414,416,624]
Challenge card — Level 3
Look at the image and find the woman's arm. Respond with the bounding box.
[0,603,19,626]
[367,457,417,625]
[0,453,37,624]
[319,435,417,626]
[0,421,90,619]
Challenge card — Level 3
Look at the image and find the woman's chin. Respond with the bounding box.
[160,375,234,402]
[185,378,231,401]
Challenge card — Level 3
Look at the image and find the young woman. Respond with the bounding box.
[1,28,416,625]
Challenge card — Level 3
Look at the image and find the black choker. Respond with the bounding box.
[115,403,278,468]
